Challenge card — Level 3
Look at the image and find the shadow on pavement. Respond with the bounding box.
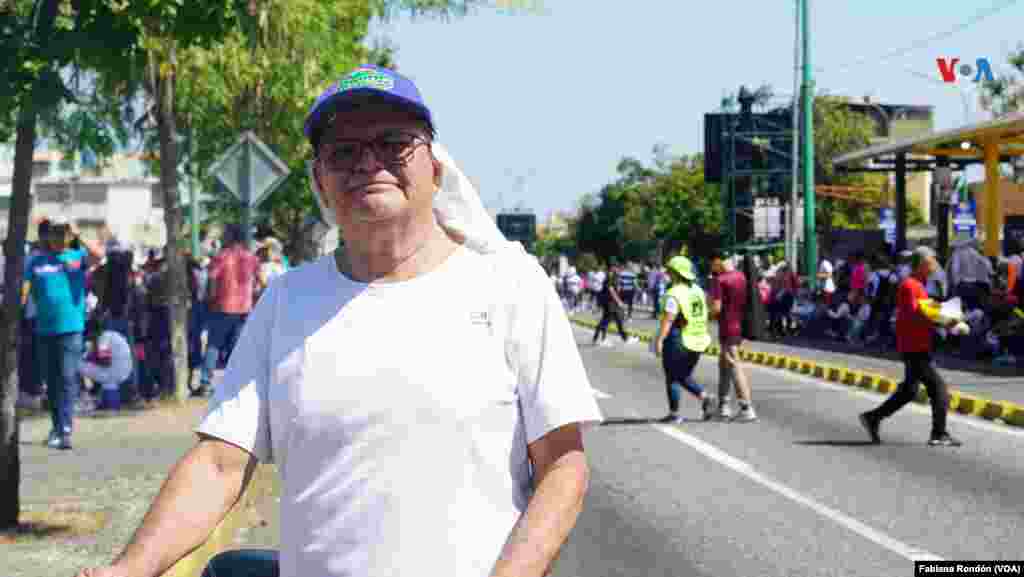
[601,417,714,426]
[766,334,1021,378]
[793,440,918,447]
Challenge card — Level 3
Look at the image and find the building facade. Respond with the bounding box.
[0,146,174,248]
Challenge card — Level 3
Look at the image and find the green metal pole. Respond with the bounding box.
[801,0,816,276]
[189,127,200,257]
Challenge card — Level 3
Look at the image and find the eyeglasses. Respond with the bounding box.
[316,132,428,173]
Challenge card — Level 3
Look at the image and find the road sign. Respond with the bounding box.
[952,199,977,240]
[208,131,291,246]
[209,131,290,208]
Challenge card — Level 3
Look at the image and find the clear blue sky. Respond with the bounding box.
[370,0,1024,221]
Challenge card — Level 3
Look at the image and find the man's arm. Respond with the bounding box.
[21,280,30,307]
[70,224,105,265]
[77,435,258,577]
[491,424,590,577]
[655,308,675,356]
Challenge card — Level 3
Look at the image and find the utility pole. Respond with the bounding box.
[801,0,816,276]
[788,0,801,271]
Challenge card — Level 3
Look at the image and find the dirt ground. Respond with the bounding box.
[4,398,279,577]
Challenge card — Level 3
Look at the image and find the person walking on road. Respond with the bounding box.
[593,263,639,346]
[709,252,757,422]
[617,264,638,319]
[75,64,601,577]
[22,216,105,450]
[654,256,714,423]
[859,246,964,447]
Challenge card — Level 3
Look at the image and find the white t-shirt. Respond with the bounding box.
[197,245,603,577]
[588,270,605,292]
[819,260,835,293]
[80,330,133,390]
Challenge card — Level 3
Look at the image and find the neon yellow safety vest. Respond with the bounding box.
[663,283,712,353]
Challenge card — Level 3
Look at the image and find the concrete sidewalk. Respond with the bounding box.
[572,310,1024,425]
[8,395,279,577]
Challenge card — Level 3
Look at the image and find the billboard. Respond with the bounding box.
[496,213,536,249]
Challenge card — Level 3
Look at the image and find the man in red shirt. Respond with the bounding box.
[709,252,757,422]
[860,246,962,447]
[199,224,261,395]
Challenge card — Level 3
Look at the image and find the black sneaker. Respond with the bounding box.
[928,433,962,447]
[859,413,881,444]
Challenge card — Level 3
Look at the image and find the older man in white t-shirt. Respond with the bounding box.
[76,66,602,577]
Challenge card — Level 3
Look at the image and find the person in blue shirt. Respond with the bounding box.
[22,216,105,450]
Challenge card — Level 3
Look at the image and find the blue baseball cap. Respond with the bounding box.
[303,65,434,146]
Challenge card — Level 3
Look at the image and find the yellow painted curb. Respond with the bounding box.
[787,358,801,371]
[877,378,898,394]
[981,400,1015,421]
[826,366,843,382]
[1005,404,1024,427]
[799,361,812,374]
[775,355,788,369]
[754,351,766,364]
[947,390,961,412]
[843,370,862,386]
[956,394,985,416]
[763,353,776,366]
[859,373,880,390]
[812,364,827,378]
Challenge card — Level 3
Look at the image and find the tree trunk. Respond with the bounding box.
[0,106,36,529]
[155,46,190,403]
[0,0,60,530]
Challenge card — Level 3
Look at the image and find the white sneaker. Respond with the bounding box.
[734,406,758,422]
[601,339,614,347]
[717,401,733,420]
[626,336,640,345]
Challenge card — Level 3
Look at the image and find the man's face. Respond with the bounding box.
[313,102,439,229]
[47,226,69,251]
[915,255,938,278]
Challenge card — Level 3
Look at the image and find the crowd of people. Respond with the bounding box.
[14,217,291,450]
[753,239,1024,367]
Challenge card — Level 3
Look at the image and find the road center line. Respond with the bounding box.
[652,422,944,562]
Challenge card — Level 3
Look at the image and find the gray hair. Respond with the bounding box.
[911,246,936,269]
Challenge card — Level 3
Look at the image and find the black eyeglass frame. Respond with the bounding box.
[315,131,430,173]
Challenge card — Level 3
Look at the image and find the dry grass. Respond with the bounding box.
[0,507,110,544]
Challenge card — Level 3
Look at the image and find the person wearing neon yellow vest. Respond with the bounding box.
[653,255,715,424]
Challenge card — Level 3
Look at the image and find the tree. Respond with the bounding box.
[980,44,1024,118]
[0,0,241,531]
[980,45,1024,182]
[174,0,380,264]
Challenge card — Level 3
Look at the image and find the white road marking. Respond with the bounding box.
[745,363,1024,439]
[653,422,944,562]
[591,388,612,399]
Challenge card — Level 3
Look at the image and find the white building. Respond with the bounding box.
[0,145,199,249]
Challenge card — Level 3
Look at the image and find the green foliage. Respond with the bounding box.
[568,147,723,265]
[980,44,1024,118]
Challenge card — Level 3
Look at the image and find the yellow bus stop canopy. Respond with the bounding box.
[834,112,1024,256]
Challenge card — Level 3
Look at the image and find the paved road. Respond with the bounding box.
[572,310,1024,406]
[551,325,1024,577]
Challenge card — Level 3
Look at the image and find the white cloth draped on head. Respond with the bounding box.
[309,142,524,255]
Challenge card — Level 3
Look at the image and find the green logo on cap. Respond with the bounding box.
[340,68,394,92]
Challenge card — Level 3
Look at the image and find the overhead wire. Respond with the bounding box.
[817,0,1020,75]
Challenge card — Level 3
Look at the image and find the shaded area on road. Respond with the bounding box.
[573,310,1024,406]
